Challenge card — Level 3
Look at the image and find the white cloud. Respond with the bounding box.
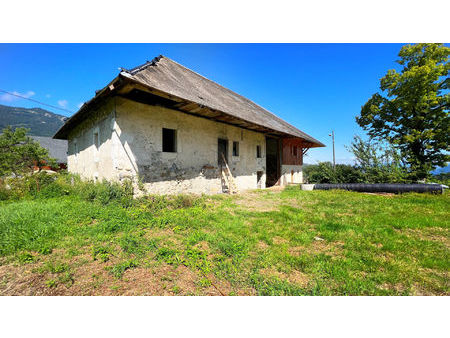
[0,90,35,102]
[45,94,51,98]
[58,99,68,108]
[77,102,84,109]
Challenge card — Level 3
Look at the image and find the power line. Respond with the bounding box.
[0,89,75,114]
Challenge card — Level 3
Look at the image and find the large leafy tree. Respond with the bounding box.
[0,126,55,177]
[357,43,449,180]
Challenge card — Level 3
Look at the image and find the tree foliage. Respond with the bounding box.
[357,43,449,180]
[305,136,411,184]
[0,126,55,177]
[347,135,409,183]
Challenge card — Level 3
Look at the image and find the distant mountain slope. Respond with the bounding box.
[0,104,68,137]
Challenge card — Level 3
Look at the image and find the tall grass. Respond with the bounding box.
[0,171,134,205]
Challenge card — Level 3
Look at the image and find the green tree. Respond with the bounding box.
[357,43,449,180]
[347,135,408,183]
[0,126,55,177]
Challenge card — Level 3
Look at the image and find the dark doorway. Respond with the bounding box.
[218,138,228,166]
[266,137,280,187]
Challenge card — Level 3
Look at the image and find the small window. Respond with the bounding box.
[233,141,239,156]
[73,138,78,156]
[256,145,261,158]
[293,146,297,157]
[93,131,99,150]
[162,128,177,152]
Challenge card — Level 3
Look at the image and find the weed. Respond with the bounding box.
[172,285,181,294]
[155,247,183,265]
[45,279,57,288]
[37,245,53,255]
[119,234,143,255]
[92,245,113,262]
[58,272,75,288]
[40,261,69,274]
[109,260,138,279]
[197,278,212,287]
[184,247,210,274]
[17,252,34,264]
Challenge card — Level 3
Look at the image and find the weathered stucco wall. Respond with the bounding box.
[114,97,266,194]
[68,97,271,194]
[280,164,303,185]
[67,99,116,181]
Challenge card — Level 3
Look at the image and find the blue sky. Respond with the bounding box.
[0,43,406,163]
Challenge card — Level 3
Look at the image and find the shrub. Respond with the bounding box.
[432,172,450,186]
[0,172,134,205]
[79,179,134,206]
[304,162,364,184]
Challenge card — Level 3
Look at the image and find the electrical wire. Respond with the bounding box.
[0,89,75,114]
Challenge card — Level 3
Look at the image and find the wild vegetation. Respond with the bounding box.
[304,135,447,184]
[0,173,448,295]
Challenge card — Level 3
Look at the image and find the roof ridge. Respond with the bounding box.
[125,55,164,75]
[153,56,322,144]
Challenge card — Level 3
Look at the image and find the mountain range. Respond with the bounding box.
[0,104,68,137]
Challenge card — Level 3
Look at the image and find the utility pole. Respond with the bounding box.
[329,131,335,169]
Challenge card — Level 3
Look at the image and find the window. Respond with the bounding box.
[162,128,177,152]
[233,141,239,156]
[293,145,297,157]
[73,138,78,156]
[256,145,261,158]
[93,130,99,150]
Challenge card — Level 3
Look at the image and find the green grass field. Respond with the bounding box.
[0,186,448,295]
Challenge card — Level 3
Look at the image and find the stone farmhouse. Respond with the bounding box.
[54,56,324,194]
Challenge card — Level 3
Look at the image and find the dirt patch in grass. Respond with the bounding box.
[256,241,269,250]
[234,197,279,212]
[378,282,408,294]
[0,247,239,296]
[273,236,289,245]
[194,241,210,251]
[260,267,309,288]
[403,228,450,250]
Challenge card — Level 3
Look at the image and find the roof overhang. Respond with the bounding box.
[54,72,325,148]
